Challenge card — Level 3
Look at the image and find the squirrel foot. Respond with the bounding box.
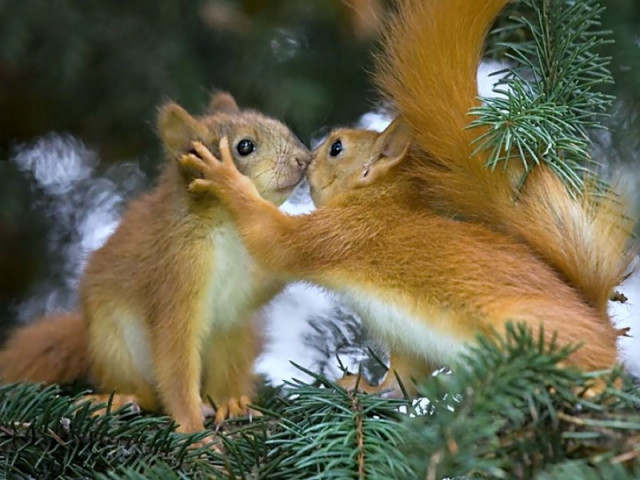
[78,393,142,416]
[581,376,622,399]
[190,433,223,453]
[337,374,403,398]
[210,395,262,425]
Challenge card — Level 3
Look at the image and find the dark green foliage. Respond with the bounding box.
[403,325,640,479]
[1,327,638,479]
[535,460,640,480]
[0,0,376,163]
[599,0,640,166]
[0,383,221,479]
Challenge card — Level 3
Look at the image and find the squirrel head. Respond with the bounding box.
[157,92,310,205]
[308,118,413,206]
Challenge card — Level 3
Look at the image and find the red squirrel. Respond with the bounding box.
[177,0,636,396]
[0,92,310,434]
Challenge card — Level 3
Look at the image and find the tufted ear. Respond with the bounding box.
[208,91,240,114]
[359,118,413,186]
[157,102,208,157]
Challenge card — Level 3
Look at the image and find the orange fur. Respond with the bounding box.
[374,0,636,315]
[181,0,636,395]
[0,313,88,384]
[188,144,621,371]
[0,92,309,436]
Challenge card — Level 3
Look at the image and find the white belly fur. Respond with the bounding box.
[342,289,465,365]
[204,225,265,330]
[121,315,155,385]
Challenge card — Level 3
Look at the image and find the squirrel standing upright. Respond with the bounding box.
[179,0,636,395]
[0,92,310,433]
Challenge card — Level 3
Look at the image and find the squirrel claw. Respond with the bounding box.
[211,395,262,425]
[190,433,223,453]
[178,151,209,175]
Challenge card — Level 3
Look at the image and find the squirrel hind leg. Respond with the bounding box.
[339,349,436,398]
[493,299,619,372]
[201,320,263,424]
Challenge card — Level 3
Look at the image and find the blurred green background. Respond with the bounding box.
[0,0,639,332]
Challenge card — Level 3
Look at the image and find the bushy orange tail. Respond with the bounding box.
[375,0,636,314]
[0,313,88,384]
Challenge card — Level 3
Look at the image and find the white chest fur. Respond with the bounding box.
[205,225,264,329]
[342,289,465,365]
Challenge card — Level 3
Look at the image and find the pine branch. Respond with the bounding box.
[0,383,222,479]
[471,0,614,193]
[258,366,414,480]
[403,324,640,479]
[1,329,638,479]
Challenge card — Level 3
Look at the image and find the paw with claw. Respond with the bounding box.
[178,138,258,202]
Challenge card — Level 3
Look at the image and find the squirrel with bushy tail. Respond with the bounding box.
[0,92,310,440]
[180,0,637,396]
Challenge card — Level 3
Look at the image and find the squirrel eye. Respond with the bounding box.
[236,139,256,156]
[329,139,343,157]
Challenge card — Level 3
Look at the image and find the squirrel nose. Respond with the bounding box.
[295,154,311,170]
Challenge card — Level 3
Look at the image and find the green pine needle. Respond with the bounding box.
[0,383,221,479]
[403,324,640,479]
[1,325,639,479]
[470,0,614,194]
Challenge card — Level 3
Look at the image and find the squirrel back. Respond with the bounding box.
[375,0,636,315]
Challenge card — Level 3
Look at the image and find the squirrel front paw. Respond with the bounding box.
[178,138,257,202]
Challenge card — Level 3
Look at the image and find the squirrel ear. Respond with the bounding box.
[208,91,240,114]
[359,118,413,185]
[378,117,413,161]
[157,102,208,156]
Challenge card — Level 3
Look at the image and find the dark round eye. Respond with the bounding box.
[236,139,256,156]
[329,139,343,157]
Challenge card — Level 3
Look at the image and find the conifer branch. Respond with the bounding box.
[0,383,221,479]
[403,324,640,479]
[471,0,614,193]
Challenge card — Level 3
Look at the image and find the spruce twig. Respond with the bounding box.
[0,383,221,479]
[471,0,614,194]
[260,364,415,480]
[403,324,640,479]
